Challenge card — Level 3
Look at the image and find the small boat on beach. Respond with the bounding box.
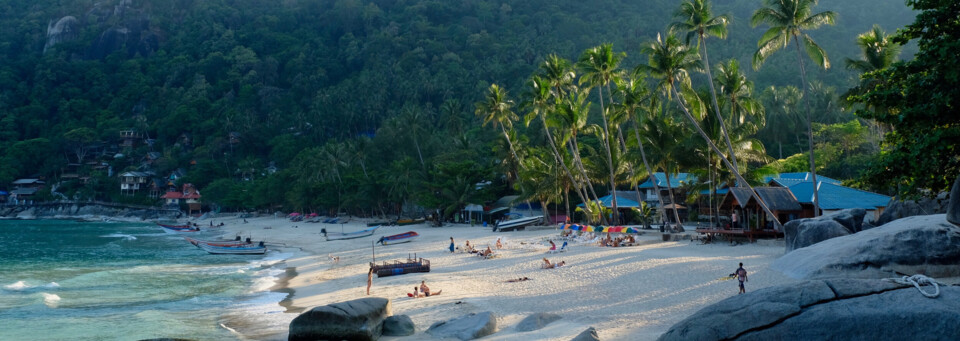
[367,221,393,227]
[493,214,543,232]
[157,223,193,229]
[377,231,419,245]
[396,218,425,226]
[321,225,380,241]
[184,235,253,248]
[198,241,267,255]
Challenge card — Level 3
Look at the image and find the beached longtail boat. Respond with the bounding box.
[493,215,543,232]
[321,226,380,241]
[376,231,419,245]
[198,241,267,255]
[370,255,430,277]
[157,223,193,229]
[395,218,425,226]
[184,236,252,248]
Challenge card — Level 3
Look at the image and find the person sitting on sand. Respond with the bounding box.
[421,280,441,297]
[626,235,636,243]
[412,286,421,298]
[542,258,566,269]
[496,238,503,250]
[612,238,620,247]
[479,246,493,258]
[465,240,477,253]
[506,277,531,283]
[548,240,556,251]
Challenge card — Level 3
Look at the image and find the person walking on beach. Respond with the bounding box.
[449,237,455,253]
[366,268,373,295]
[735,263,748,294]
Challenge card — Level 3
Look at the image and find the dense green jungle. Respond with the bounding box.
[0,0,955,219]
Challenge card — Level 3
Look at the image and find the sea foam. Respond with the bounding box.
[4,281,29,291]
[42,293,61,308]
[101,233,137,241]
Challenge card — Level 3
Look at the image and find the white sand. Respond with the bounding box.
[206,215,797,340]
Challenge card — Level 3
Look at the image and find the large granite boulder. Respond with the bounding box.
[571,327,600,341]
[516,312,561,332]
[288,297,391,341]
[44,16,79,54]
[784,209,867,252]
[877,192,951,225]
[774,215,960,279]
[382,315,414,336]
[948,173,960,227]
[426,312,497,340]
[659,279,960,341]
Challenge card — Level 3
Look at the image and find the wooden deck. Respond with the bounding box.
[695,228,782,243]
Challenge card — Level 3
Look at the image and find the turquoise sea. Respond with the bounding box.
[0,220,294,340]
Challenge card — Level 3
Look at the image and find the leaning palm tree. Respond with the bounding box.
[577,44,626,222]
[476,84,524,170]
[551,89,608,224]
[639,33,783,229]
[523,76,594,218]
[616,77,670,224]
[669,0,742,173]
[751,0,836,216]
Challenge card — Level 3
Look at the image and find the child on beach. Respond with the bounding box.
[366,268,373,295]
[735,263,748,294]
[449,237,455,253]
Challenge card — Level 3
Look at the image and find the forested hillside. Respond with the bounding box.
[0,0,916,214]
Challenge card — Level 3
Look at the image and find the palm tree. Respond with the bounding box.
[758,85,804,158]
[399,104,429,169]
[517,148,564,221]
[639,33,783,230]
[551,89,608,224]
[715,60,765,138]
[577,44,626,222]
[751,0,836,216]
[616,77,670,225]
[523,75,593,218]
[541,54,577,100]
[843,25,901,136]
[669,0,742,173]
[639,113,688,229]
[476,84,523,170]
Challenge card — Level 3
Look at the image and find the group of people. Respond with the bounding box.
[411,280,441,298]
[599,233,636,247]
[453,239,498,259]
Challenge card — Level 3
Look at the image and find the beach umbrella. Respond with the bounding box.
[624,227,640,234]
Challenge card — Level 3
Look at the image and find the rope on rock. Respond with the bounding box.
[887,274,941,298]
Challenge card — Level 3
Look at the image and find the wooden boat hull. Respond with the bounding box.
[184,236,250,248]
[494,215,543,232]
[198,243,267,255]
[396,219,425,226]
[323,226,380,241]
[378,231,419,245]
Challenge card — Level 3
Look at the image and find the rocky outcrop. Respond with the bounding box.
[658,279,960,341]
[382,315,414,336]
[44,16,80,54]
[784,209,865,252]
[0,203,179,220]
[287,297,391,341]
[426,312,497,340]
[571,327,600,341]
[877,193,951,225]
[516,312,561,332]
[774,215,960,279]
[948,173,960,227]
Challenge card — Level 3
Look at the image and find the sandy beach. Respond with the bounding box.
[208,215,798,340]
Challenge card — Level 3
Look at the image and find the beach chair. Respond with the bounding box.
[547,241,567,254]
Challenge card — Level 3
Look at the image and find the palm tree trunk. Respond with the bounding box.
[630,117,670,227]
[670,83,783,230]
[500,125,525,170]
[663,170,685,232]
[700,37,742,177]
[413,134,425,169]
[793,35,822,217]
[541,117,593,219]
[569,137,608,225]
[596,87,619,223]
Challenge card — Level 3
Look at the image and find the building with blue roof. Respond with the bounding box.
[767,175,891,222]
[636,173,695,208]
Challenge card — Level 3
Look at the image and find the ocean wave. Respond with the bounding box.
[41,293,61,308]
[4,281,29,291]
[101,233,137,241]
[250,252,293,268]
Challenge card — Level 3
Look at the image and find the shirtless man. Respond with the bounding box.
[480,246,493,258]
[421,280,442,297]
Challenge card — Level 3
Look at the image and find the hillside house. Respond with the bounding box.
[120,130,142,148]
[119,171,153,195]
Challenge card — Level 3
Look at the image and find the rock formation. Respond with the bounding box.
[381,315,415,337]
[426,312,497,340]
[659,279,960,341]
[287,297,390,341]
[948,173,960,226]
[774,214,960,279]
[516,312,561,332]
[571,326,600,341]
[783,209,865,252]
[44,16,79,54]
